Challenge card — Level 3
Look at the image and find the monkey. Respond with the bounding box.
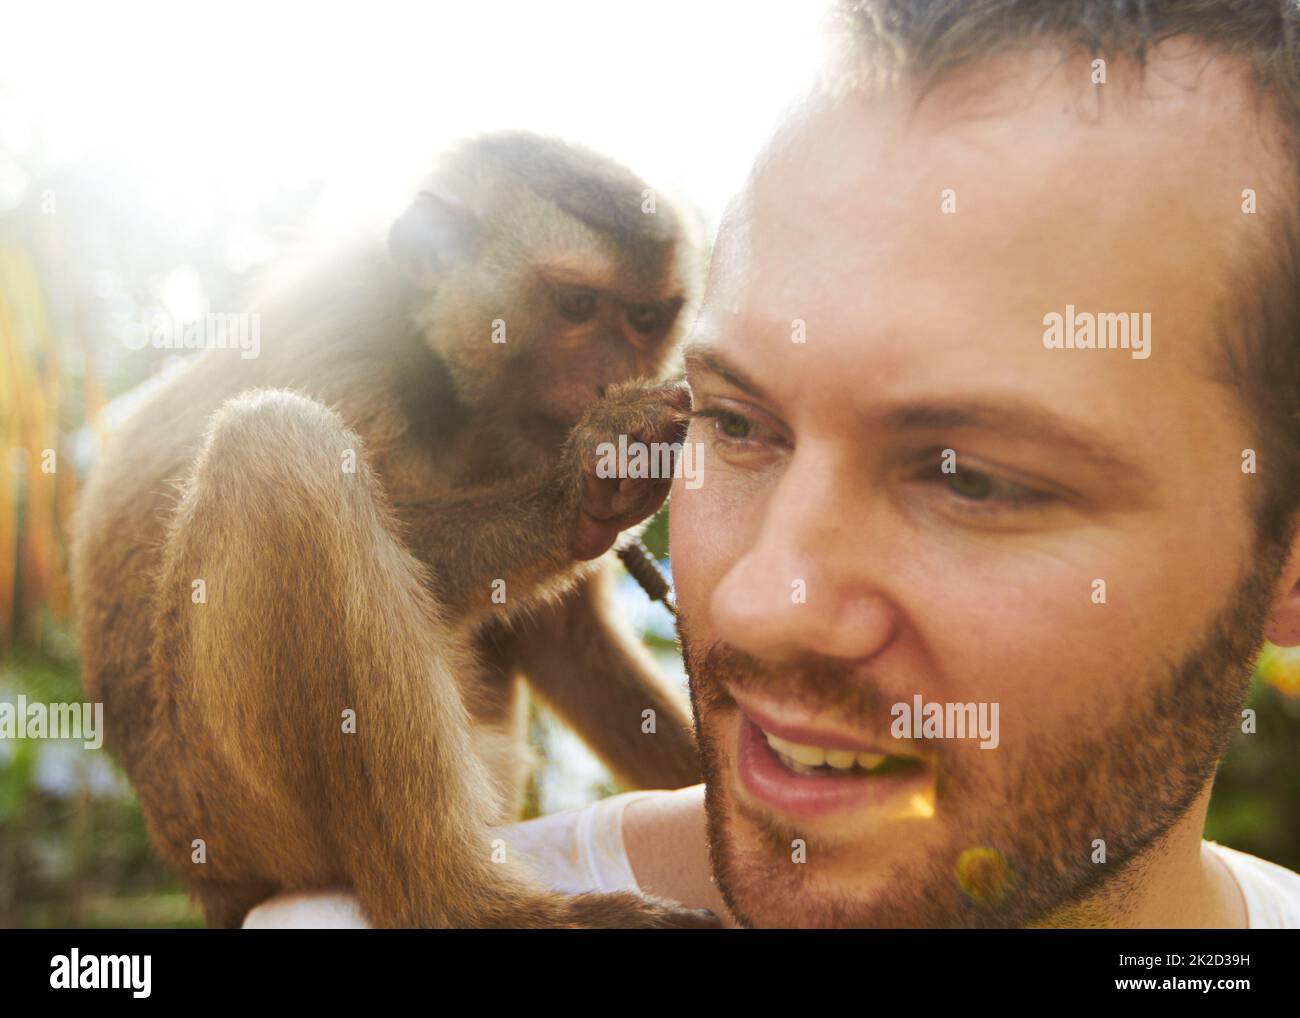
[70,132,712,928]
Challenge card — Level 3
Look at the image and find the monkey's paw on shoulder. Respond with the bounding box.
[565,381,691,562]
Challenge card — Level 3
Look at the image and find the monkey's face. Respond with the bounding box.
[408,256,692,445]
[388,134,702,442]
[513,276,687,431]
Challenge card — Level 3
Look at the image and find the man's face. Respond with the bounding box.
[670,43,1291,927]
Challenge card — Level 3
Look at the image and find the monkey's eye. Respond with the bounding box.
[553,288,598,322]
[625,304,664,334]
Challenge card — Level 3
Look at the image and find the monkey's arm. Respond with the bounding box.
[513,563,701,790]
[394,469,579,616]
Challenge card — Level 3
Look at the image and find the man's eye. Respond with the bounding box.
[695,408,756,442]
[946,469,995,500]
[625,304,663,334]
[932,465,1050,511]
[553,289,598,321]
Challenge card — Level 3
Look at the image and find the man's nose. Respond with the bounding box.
[708,451,898,663]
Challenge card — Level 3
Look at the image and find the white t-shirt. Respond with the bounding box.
[243,796,1300,928]
[1204,840,1300,929]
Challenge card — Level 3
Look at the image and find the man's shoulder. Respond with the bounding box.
[1204,840,1300,929]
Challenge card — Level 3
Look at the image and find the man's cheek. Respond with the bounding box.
[669,473,749,618]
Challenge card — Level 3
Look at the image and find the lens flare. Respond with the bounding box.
[955,846,1015,907]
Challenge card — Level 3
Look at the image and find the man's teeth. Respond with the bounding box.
[764,730,892,774]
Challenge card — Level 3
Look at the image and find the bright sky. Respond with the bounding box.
[0,0,833,227]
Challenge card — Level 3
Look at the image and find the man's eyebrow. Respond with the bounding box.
[684,343,1151,482]
[683,344,770,401]
[881,400,1148,479]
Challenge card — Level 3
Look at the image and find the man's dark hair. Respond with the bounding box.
[831,0,1300,552]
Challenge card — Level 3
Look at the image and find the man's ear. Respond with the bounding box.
[1265,520,1300,646]
[387,190,480,289]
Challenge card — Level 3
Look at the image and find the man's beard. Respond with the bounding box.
[678,552,1283,928]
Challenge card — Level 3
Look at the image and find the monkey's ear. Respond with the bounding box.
[387,191,480,288]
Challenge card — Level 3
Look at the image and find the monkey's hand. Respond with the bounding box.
[563,381,691,561]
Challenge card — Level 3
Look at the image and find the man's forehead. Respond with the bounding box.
[699,37,1292,383]
[755,38,1288,195]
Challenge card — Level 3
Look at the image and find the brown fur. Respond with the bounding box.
[70,133,708,928]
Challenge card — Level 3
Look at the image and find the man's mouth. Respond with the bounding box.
[731,693,935,823]
[762,728,926,778]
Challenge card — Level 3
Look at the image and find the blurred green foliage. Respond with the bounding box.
[0,632,203,927]
[1204,679,1300,867]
